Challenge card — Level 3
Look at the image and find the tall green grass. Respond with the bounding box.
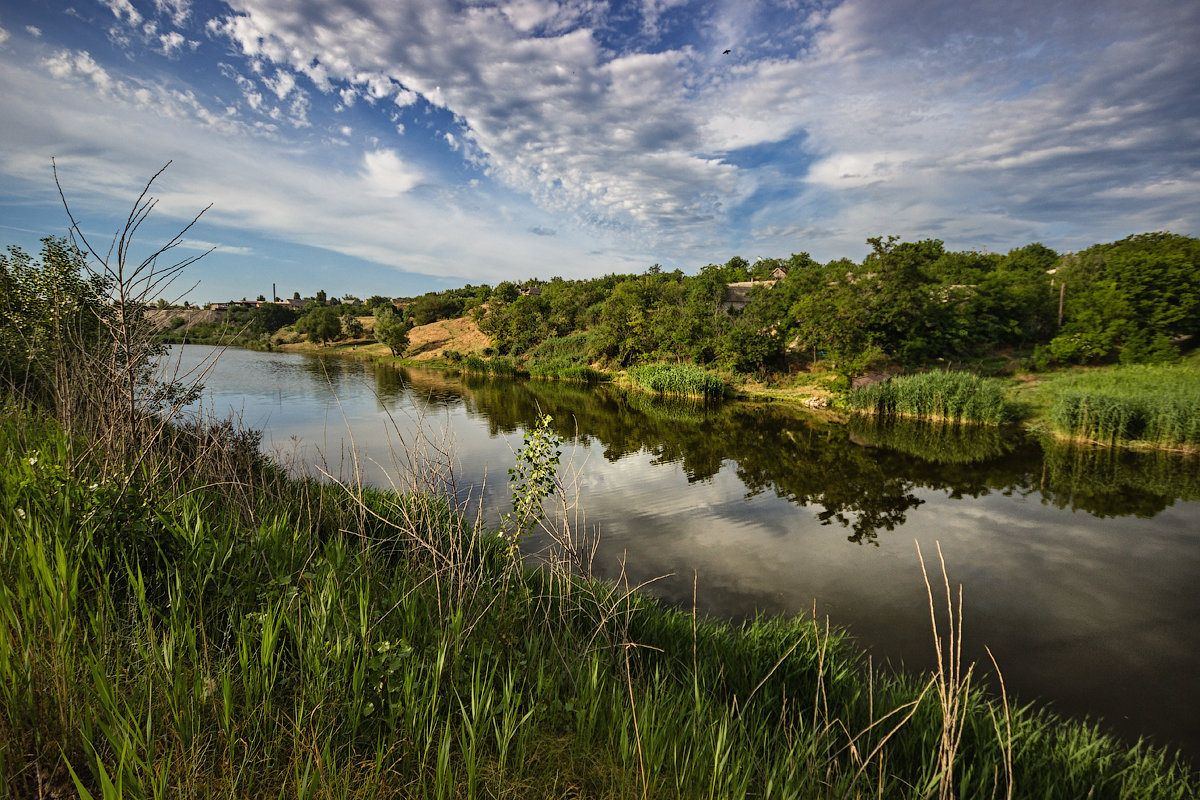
[525,359,608,383]
[1,404,1196,798]
[628,363,728,400]
[847,370,1017,425]
[1047,364,1200,450]
[460,355,522,378]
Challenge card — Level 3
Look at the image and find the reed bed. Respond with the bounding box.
[2,402,1196,799]
[525,358,608,383]
[460,354,522,378]
[628,363,728,399]
[1046,365,1200,450]
[847,370,1017,425]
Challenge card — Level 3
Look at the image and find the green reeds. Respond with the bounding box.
[847,370,1017,425]
[460,355,522,378]
[628,363,728,400]
[526,359,608,383]
[1047,365,1200,450]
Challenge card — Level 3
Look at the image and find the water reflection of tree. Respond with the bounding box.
[390,367,1200,537]
[297,354,354,393]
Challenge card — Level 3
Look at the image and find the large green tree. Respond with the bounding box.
[373,305,412,357]
[297,305,342,345]
[1050,232,1200,363]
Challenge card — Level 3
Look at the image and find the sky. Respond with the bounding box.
[0,0,1196,303]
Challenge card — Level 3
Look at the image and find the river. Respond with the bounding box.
[169,345,1200,759]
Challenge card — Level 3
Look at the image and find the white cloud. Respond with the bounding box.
[100,0,142,25]
[43,49,252,139]
[180,238,252,255]
[26,26,43,38]
[499,0,559,33]
[361,149,422,196]
[264,69,295,100]
[154,0,192,27]
[0,27,10,47]
[157,31,186,56]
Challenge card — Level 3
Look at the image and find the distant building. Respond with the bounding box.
[720,279,777,313]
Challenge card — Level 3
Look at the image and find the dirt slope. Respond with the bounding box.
[403,316,490,360]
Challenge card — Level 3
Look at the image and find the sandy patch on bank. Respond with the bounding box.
[404,316,490,360]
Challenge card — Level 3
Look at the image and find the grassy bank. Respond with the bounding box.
[1038,364,1200,452]
[2,404,1196,798]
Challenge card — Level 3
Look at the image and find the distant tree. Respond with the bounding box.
[292,291,301,301]
[249,303,299,336]
[341,313,364,339]
[409,290,466,325]
[365,294,392,312]
[297,305,341,345]
[373,305,412,356]
[492,281,520,304]
[255,294,266,302]
[316,289,327,304]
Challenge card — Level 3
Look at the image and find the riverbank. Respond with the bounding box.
[2,401,1196,797]
[264,317,1200,453]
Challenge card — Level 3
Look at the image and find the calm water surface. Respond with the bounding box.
[171,345,1200,759]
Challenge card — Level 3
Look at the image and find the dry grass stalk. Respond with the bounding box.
[918,541,973,800]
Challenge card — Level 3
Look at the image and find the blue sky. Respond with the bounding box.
[1,0,1196,303]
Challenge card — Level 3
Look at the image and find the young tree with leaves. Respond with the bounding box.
[373,305,412,357]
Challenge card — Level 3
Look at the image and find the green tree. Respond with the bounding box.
[409,291,465,326]
[297,305,341,345]
[364,295,393,313]
[341,313,365,339]
[373,305,412,357]
[248,303,299,336]
[1051,233,1200,363]
[0,237,111,400]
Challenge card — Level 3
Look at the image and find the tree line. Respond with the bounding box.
[468,232,1199,385]
[8,231,1197,388]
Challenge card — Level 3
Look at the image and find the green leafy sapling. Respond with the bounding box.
[502,413,561,553]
